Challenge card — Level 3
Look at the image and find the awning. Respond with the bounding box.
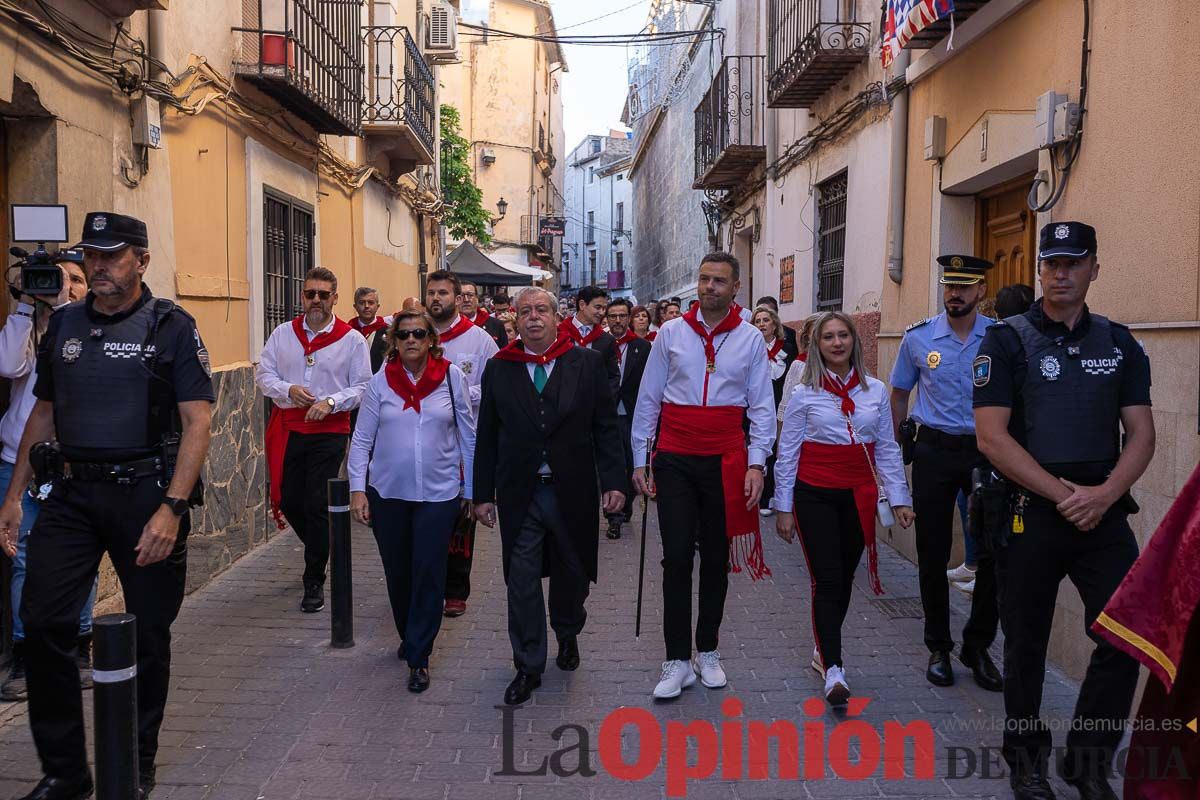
[488,254,554,282]
[445,240,535,286]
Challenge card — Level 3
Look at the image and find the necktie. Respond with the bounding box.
[533,363,548,394]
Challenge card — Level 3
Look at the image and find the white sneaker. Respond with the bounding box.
[693,650,727,688]
[811,646,825,677]
[955,578,976,594]
[824,665,850,706]
[759,507,775,517]
[653,660,697,699]
[946,563,977,583]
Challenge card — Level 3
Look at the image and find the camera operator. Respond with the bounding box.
[0,256,90,702]
[0,212,214,800]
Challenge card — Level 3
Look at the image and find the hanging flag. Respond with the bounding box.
[882,0,955,67]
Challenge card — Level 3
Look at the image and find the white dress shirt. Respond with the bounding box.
[256,315,371,412]
[631,312,775,468]
[347,364,475,501]
[772,372,912,514]
[438,314,499,416]
[0,303,37,465]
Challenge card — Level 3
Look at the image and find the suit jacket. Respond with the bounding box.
[618,337,652,413]
[783,325,800,361]
[473,345,624,584]
[481,316,509,348]
[589,331,621,400]
[369,328,387,374]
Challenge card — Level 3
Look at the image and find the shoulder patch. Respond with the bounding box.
[906,316,933,332]
[972,355,992,387]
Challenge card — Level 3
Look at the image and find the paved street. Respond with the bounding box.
[0,506,1100,800]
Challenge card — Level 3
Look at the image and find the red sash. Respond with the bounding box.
[559,317,603,347]
[658,403,769,581]
[796,441,884,595]
[766,339,784,362]
[614,329,637,363]
[494,335,575,364]
[471,309,490,327]
[349,316,387,337]
[438,315,475,344]
[384,356,450,412]
[265,407,350,529]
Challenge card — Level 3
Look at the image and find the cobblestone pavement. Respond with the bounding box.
[0,504,1107,800]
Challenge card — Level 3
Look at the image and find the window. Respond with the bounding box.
[615,202,625,234]
[617,173,624,181]
[590,138,601,154]
[815,172,847,311]
[616,251,624,270]
[263,188,315,337]
[588,167,595,185]
[586,211,595,244]
[588,249,597,281]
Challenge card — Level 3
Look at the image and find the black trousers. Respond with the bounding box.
[996,501,1140,776]
[368,490,458,669]
[506,483,589,674]
[911,439,999,653]
[654,452,728,661]
[761,448,777,510]
[607,413,635,523]
[279,432,347,584]
[793,481,864,669]
[21,476,188,780]
[444,515,476,602]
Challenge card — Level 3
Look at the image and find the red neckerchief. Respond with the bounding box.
[681,305,741,369]
[471,308,490,327]
[292,316,354,354]
[559,316,604,347]
[731,301,745,318]
[493,335,574,365]
[349,316,387,337]
[646,331,657,342]
[614,329,638,363]
[438,315,475,344]
[822,368,861,416]
[766,339,784,362]
[384,356,450,413]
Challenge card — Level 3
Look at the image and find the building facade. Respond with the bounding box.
[561,132,633,297]
[0,0,446,620]
[439,0,566,290]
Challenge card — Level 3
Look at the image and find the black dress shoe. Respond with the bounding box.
[556,637,580,671]
[926,650,954,686]
[397,642,406,661]
[1065,775,1117,800]
[1010,773,1056,800]
[606,520,622,540]
[408,667,430,693]
[138,766,155,800]
[300,579,325,613]
[19,774,94,800]
[504,670,541,705]
[959,646,1003,692]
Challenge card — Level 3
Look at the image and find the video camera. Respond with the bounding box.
[8,204,71,297]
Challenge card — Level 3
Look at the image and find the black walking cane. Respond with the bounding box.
[635,439,653,640]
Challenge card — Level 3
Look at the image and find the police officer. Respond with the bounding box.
[0,212,214,800]
[974,221,1154,800]
[890,255,1001,692]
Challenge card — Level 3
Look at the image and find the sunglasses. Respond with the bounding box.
[303,289,332,300]
[395,329,429,341]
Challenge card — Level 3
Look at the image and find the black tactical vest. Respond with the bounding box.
[1007,313,1123,466]
[49,298,176,454]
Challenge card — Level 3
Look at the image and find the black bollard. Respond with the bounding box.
[92,613,138,800]
[329,478,354,649]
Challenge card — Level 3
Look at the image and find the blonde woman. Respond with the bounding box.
[773,311,914,705]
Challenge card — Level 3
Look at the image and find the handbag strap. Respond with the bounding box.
[843,410,886,500]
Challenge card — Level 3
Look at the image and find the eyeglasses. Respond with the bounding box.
[395,329,429,341]
[303,289,332,300]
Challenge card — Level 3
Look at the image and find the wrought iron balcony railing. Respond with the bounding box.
[234,0,365,137]
[767,0,870,108]
[363,25,437,164]
[693,55,766,190]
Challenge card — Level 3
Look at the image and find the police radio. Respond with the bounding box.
[8,204,69,298]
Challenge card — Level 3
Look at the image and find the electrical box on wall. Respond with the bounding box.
[481,148,496,165]
[924,116,946,160]
[1034,90,1080,149]
[132,96,162,149]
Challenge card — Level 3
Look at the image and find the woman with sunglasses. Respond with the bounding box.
[773,311,914,706]
[348,310,475,692]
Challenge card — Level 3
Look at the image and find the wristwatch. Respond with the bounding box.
[162,497,189,517]
[325,397,335,410]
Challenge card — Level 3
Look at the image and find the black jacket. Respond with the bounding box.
[481,316,508,348]
[617,337,652,412]
[473,345,624,583]
[588,332,622,400]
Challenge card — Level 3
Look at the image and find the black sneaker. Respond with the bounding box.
[300,580,325,613]
[2,643,27,702]
[76,635,93,691]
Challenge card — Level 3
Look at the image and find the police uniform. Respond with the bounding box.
[973,222,1151,789]
[891,255,1000,690]
[20,213,214,796]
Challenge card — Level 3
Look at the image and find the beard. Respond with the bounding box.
[944,298,979,318]
[428,300,455,324]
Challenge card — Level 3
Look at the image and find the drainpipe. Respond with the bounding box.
[147,7,168,82]
[886,50,911,285]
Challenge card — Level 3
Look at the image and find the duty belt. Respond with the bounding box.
[66,455,166,483]
[916,425,978,452]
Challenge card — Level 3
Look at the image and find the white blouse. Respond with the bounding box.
[348,364,476,503]
[772,372,912,514]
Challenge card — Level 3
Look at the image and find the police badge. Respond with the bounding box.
[926,351,941,370]
[61,338,83,363]
[92,215,107,231]
[1039,355,1061,381]
[1054,224,1070,240]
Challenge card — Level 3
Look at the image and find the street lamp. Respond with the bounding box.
[495,197,508,222]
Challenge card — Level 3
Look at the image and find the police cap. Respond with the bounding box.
[74,212,149,252]
[1038,221,1097,260]
[937,254,994,285]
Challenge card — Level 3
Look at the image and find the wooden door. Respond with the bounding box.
[975,175,1037,300]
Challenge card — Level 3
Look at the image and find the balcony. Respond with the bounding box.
[902,1,991,49]
[93,0,167,17]
[767,0,871,108]
[234,0,365,136]
[693,56,766,190]
[363,26,437,175]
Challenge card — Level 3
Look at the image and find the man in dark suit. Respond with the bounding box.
[755,295,799,359]
[558,285,620,398]
[603,297,652,539]
[460,280,508,348]
[473,288,626,706]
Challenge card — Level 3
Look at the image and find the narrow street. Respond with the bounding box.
[0,509,1093,800]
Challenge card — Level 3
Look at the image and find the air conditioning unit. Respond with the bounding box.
[426,2,461,64]
[481,148,496,165]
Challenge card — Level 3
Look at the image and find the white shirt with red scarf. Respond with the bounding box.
[631,310,775,468]
[257,315,371,411]
[436,314,499,416]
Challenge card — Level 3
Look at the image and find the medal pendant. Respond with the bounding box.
[706,362,716,374]
[306,354,315,367]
